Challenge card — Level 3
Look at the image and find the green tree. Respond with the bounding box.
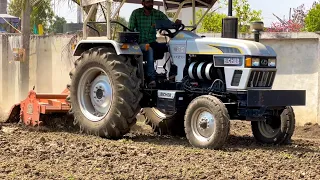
[49,16,67,33]
[194,9,227,33]
[231,0,262,32]
[8,0,54,32]
[194,0,262,33]
[305,3,320,32]
[167,12,176,18]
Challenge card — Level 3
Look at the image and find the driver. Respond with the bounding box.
[128,0,182,88]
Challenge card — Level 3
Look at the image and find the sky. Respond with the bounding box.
[53,0,317,27]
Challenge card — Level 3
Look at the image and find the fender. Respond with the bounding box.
[73,38,143,56]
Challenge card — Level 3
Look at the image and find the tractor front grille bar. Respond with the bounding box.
[247,70,276,88]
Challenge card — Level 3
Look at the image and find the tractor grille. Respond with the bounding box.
[247,70,276,88]
[231,70,242,86]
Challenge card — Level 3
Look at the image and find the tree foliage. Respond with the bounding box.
[230,0,262,32]
[267,4,307,32]
[267,20,303,32]
[49,16,67,33]
[305,2,320,32]
[267,2,320,32]
[292,4,307,27]
[194,0,262,33]
[194,9,226,33]
[8,0,54,32]
[167,12,176,18]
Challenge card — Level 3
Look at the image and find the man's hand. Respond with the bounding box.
[175,19,182,24]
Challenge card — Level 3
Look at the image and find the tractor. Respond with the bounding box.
[5,0,306,149]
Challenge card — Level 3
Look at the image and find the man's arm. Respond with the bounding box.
[128,10,137,31]
[159,11,170,21]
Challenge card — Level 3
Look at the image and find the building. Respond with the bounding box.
[0,14,20,33]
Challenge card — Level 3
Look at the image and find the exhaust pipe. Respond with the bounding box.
[222,0,238,39]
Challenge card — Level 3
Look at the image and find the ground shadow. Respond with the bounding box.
[126,133,319,154]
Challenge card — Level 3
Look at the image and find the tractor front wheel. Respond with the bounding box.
[184,95,230,149]
[251,106,295,145]
[68,47,142,139]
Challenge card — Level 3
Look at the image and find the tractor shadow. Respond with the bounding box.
[127,123,319,154]
[3,116,317,155]
[127,133,319,154]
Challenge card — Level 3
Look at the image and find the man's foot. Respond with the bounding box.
[148,80,156,88]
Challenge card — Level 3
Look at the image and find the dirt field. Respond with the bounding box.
[0,112,319,180]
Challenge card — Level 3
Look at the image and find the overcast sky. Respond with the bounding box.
[53,0,317,27]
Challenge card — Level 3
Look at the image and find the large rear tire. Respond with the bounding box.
[251,106,295,145]
[184,95,230,149]
[142,108,185,136]
[68,47,142,139]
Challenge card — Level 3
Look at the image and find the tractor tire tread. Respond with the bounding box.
[184,95,230,149]
[68,47,142,139]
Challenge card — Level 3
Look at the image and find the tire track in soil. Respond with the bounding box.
[0,119,319,180]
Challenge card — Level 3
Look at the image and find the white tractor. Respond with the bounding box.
[7,0,306,149]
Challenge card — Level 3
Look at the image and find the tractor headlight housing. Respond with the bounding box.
[245,57,277,68]
[252,58,260,67]
[245,57,260,67]
[268,58,276,67]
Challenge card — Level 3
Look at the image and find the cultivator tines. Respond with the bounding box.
[6,88,71,126]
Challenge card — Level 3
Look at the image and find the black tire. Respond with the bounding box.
[184,95,230,149]
[67,47,142,139]
[142,108,185,136]
[251,106,295,145]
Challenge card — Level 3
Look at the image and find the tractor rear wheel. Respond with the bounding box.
[68,47,142,139]
[251,106,295,145]
[184,95,230,149]
[142,108,185,136]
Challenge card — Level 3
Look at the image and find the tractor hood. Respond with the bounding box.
[185,37,277,57]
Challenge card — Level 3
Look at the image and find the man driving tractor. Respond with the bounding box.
[129,0,182,88]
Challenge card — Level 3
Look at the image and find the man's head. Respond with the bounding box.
[142,0,154,11]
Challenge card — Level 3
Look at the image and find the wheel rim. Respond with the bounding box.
[257,120,281,138]
[191,107,215,142]
[77,67,113,122]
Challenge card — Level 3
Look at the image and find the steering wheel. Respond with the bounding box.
[159,23,185,38]
[110,20,134,32]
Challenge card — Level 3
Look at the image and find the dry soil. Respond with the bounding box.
[0,112,319,180]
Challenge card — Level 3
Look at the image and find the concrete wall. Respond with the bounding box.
[0,32,320,126]
[0,34,79,110]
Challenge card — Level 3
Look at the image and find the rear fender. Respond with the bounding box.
[73,39,142,56]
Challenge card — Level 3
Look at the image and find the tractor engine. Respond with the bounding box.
[178,53,278,94]
[182,55,226,94]
[187,60,224,81]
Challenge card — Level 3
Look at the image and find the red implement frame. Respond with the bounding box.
[6,88,71,126]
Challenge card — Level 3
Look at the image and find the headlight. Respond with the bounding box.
[245,57,276,67]
[245,57,260,67]
[252,58,260,66]
[268,58,276,67]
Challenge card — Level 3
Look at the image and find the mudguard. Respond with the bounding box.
[73,39,142,56]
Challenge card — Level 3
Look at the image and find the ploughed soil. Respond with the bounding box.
[0,111,319,180]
